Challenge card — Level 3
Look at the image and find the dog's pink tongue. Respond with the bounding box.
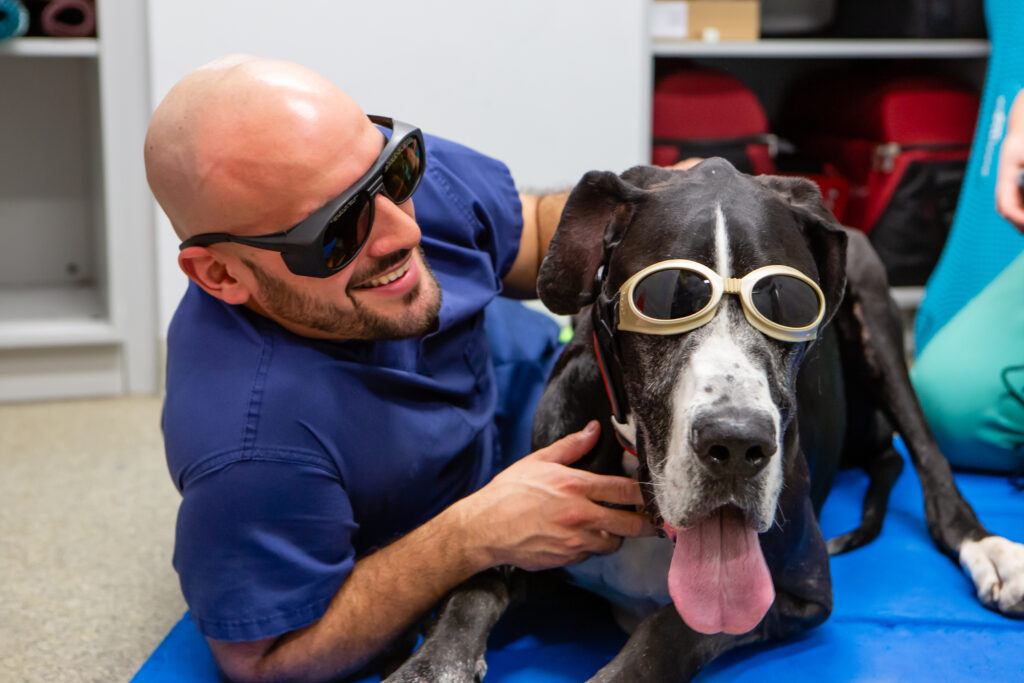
[667,507,775,635]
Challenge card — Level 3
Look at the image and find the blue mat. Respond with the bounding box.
[134,443,1024,682]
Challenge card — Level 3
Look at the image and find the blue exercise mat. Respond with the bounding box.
[133,442,1024,682]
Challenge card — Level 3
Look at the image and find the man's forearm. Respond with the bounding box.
[503,190,570,298]
[213,501,489,683]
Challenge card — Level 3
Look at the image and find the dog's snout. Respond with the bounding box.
[691,409,776,477]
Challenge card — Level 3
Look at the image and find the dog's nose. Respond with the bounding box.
[691,409,776,477]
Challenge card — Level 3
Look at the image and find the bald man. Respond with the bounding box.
[147,55,655,682]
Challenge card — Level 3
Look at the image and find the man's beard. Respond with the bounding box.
[243,248,441,341]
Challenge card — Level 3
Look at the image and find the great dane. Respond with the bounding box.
[384,158,1024,682]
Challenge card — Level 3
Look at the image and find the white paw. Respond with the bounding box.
[959,535,1024,614]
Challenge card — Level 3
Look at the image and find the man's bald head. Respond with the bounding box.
[145,55,380,240]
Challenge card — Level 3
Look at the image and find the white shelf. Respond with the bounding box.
[652,39,991,59]
[0,37,99,58]
[0,286,116,349]
[889,286,926,310]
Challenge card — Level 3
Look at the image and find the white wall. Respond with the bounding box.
[146,0,651,334]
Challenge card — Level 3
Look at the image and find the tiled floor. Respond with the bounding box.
[0,395,185,682]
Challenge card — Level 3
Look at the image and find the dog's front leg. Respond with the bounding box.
[383,568,514,683]
[839,230,1024,616]
[589,604,760,683]
[589,551,831,682]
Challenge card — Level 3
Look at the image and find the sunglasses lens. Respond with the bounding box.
[382,135,423,204]
[750,275,821,328]
[322,195,371,270]
[632,268,713,320]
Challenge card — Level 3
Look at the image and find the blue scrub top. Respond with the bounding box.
[162,134,524,642]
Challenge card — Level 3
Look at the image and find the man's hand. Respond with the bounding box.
[457,421,657,571]
[670,157,704,171]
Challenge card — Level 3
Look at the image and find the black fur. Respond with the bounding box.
[383,159,1011,682]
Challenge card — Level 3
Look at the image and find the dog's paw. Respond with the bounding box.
[959,535,1024,617]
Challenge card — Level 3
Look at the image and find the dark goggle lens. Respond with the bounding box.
[750,274,821,328]
[632,268,713,320]
[322,195,372,270]
[381,136,423,203]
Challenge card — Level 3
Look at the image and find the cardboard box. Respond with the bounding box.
[651,1,760,41]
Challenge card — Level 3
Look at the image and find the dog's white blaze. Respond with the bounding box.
[959,535,1024,611]
[714,203,730,277]
[657,311,784,531]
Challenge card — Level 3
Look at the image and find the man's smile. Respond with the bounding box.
[353,254,415,290]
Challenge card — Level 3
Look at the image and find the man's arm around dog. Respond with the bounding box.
[211,423,655,683]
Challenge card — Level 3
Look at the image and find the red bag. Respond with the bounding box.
[783,73,979,285]
[652,67,778,175]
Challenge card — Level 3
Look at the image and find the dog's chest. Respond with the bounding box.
[565,534,674,631]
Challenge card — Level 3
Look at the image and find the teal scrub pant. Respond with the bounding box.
[911,250,1024,472]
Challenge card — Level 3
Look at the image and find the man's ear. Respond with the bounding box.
[178,247,253,306]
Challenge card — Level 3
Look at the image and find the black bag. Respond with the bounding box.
[832,0,986,38]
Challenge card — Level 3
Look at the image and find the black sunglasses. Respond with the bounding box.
[179,115,425,278]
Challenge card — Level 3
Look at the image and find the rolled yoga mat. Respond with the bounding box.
[39,0,94,37]
[0,0,29,40]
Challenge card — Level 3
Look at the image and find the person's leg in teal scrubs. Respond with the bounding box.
[912,250,1024,473]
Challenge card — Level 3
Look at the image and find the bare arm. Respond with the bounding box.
[209,422,655,683]
[995,90,1024,232]
[502,191,570,298]
[502,157,704,299]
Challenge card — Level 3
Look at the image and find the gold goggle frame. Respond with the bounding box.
[616,259,826,343]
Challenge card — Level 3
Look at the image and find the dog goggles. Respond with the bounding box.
[179,116,425,278]
[616,259,826,342]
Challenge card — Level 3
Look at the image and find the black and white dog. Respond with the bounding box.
[386,159,1024,682]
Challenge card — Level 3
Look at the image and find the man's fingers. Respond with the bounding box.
[567,531,623,563]
[577,471,645,507]
[590,505,658,538]
[591,530,625,556]
[531,421,601,464]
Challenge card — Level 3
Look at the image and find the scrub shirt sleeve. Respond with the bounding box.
[420,134,524,281]
[172,457,357,642]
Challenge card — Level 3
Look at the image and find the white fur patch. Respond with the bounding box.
[649,201,784,531]
[565,536,673,631]
[715,203,730,277]
[959,535,1024,612]
[655,312,783,531]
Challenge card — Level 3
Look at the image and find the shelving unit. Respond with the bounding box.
[0,3,157,402]
[652,38,991,58]
[649,35,990,347]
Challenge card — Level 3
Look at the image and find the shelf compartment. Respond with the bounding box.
[0,285,114,349]
[652,39,991,59]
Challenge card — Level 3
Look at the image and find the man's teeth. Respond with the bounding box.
[363,259,411,288]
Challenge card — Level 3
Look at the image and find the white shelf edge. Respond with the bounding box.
[0,318,119,350]
[652,39,991,59]
[0,37,99,58]
[889,286,926,310]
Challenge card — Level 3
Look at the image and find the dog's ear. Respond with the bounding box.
[756,175,848,326]
[537,170,646,314]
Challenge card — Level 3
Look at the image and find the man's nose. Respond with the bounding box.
[363,193,421,258]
